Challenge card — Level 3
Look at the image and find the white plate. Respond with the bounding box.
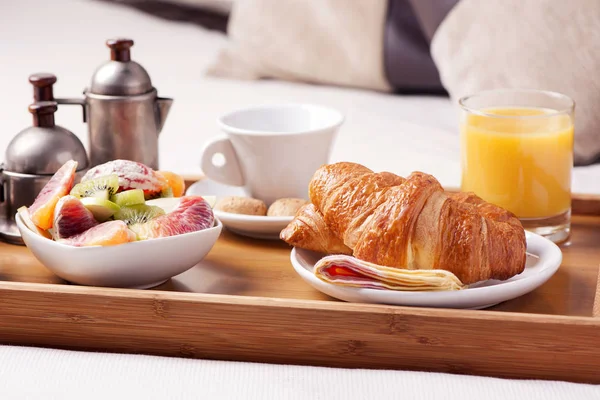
[290,231,562,309]
[186,179,293,240]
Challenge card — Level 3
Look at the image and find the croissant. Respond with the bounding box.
[282,163,405,254]
[281,162,527,285]
[283,203,352,255]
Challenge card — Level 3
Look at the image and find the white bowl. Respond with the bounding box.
[16,213,223,289]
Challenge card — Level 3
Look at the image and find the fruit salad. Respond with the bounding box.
[18,159,216,247]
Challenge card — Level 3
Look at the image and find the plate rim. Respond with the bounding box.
[214,210,293,225]
[187,179,295,232]
[290,230,562,304]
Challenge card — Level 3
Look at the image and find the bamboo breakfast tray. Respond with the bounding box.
[0,179,599,384]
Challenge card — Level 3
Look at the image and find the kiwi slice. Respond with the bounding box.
[145,197,180,214]
[146,186,174,200]
[113,204,165,226]
[201,195,217,208]
[80,197,121,222]
[70,174,119,200]
[161,187,174,198]
[110,189,145,207]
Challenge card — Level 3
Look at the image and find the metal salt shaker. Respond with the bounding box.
[0,74,89,244]
[56,38,173,170]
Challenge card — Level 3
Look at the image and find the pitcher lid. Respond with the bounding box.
[5,102,88,174]
[89,38,153,96]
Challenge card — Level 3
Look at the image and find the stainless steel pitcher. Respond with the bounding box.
[55,38,173,170]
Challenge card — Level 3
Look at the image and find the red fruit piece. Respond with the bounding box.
[29,160,78,230]
[130,196,214,240]
[53,195,98,239]
[58,220,136,247]
[81,160,168,198]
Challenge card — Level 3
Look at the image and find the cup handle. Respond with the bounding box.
[200,137,245,186]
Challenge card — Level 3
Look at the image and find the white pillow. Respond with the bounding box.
[431,0,600,165]
[206,0,391,92]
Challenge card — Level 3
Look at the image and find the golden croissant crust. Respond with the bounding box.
[281,203,352,255]
[281,162,527,285]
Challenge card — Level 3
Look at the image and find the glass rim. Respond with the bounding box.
[458,89,575,119]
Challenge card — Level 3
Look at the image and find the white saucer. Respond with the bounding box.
[186,179,293,240]
[290,231,562,309]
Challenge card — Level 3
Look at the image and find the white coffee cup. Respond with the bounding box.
[200,104,344,205]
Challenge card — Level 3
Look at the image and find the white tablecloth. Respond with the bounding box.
[1,345,598,400]
[1,1,599,398]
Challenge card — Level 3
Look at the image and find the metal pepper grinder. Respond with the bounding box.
[56,38,173,170]
[0,74,89,244]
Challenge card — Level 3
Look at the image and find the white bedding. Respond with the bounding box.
[3,0,598,194]
[0,1,599,399]
[0,344,598,400]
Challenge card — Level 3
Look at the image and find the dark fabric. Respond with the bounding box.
[407,0,460,42]
[93,0,229,32]
[97,0,457,95]
[384,0,459,94]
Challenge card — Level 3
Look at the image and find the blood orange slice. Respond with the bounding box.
[59,220,136,247]
[129,196,214,240]
[29,160,78,230]
[81,160,168,199]
[53,195,99,239]
[17,206,52,239]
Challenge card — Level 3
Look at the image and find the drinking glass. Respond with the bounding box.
[459,89,575,244]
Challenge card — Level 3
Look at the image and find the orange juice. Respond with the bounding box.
[460,107,574,219]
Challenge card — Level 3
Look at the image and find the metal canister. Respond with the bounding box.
[0,76,89,244]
